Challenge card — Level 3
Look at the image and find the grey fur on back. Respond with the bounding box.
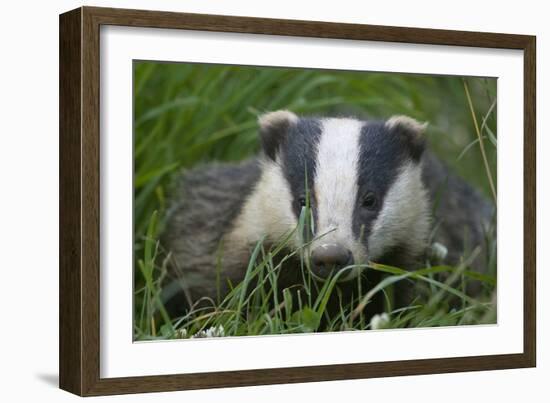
[162,159,262,312]
[422,151,495,271]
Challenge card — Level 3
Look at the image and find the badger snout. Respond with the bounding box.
[310,243,354,279]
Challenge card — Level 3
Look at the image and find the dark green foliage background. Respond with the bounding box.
[133,61,497,338]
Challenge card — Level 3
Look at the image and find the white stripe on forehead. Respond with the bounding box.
[313,118,363,254]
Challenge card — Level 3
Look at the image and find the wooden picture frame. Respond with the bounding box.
[59,6,536,396]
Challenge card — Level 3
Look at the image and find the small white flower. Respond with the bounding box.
[175,328,188,339]
[205,324,225,337]
[430,242,448,261]
[370,313,391,330]
[192,324,225,338]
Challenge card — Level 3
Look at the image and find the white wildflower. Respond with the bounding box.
[192,324,225,338]
[370,313,391,330]
[175,328,188,339]
[430,242,448,261]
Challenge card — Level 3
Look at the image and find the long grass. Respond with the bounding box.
[135,204,496,340]
[133,62,497,340]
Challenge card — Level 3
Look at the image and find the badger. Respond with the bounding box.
[162,110,494,319]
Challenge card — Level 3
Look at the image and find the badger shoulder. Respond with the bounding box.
[162,159,262,306]
[164,158,262,259]
[421,150,495,269]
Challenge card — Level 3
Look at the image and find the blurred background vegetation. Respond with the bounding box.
[133,62,497,338]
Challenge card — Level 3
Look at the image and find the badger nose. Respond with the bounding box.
[311,243,354,278]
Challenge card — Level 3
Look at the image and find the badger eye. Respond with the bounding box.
[362,193,378,210]
[298,197,307,207]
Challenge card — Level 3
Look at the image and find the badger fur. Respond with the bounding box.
[162,111,494,317]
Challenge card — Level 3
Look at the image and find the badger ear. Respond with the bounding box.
[385,115,427,162]
[258,110,298,161]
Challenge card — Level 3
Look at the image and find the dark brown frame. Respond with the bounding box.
[59,6,536,396]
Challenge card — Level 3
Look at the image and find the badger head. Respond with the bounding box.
[254,110,431,280]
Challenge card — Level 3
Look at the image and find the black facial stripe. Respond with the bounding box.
[280,118,322,221]
[352,122,413,241]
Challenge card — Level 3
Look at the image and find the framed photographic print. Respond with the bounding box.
[59,6,536,396]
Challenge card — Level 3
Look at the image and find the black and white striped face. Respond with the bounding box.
[258,111,431,279]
